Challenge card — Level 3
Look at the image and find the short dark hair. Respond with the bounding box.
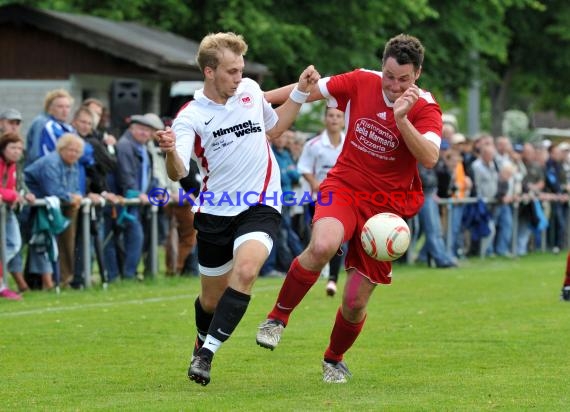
[0,132,23,159]
[382,34,424,70]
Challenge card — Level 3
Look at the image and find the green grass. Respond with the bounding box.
[2,253,569,411]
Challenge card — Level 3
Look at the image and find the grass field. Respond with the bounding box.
[2,253,569,411]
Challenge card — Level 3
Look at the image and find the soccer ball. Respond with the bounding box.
[360,212,411,261]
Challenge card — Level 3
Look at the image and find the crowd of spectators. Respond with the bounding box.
[0,89,200,299]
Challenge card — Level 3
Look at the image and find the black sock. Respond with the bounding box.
[328,253,343,283]
[195,296,214,340]
[207,287,251,342]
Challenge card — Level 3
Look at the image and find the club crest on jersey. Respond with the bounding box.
[239,93,254,108]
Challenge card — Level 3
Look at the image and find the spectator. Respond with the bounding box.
[438,140,472,258]
[142,113,167,277]
[36,89,75,161]
[495,136,513,167]
[0,109,30,290]
[494,161,516,256]
[71,106,118,287]
[82,98,118,149]
[165,158,199,276]
[417,162,457,268]
[471,141,498,256]
[24,134,83,289]
[0,109,22,134]
[515,143,545,255]
[104,114,155,281]
[25,89,72,167]
[544,144,568,253]
[0,132,32,299]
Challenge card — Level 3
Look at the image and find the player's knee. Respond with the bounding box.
[200,294,220,313]
[232,259,259,285]
[342,301,367,322]
[309,237,338,265]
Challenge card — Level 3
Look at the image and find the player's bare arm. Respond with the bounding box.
[265,82,325,106]
[156,127,187,180]
[302,173,320,193]
[393,84,439,168]
[266,65,321,140]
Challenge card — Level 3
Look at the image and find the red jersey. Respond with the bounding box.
[318,69,442,217]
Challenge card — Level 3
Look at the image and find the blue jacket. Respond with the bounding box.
[24,151,81,202]
[462,198,492,241]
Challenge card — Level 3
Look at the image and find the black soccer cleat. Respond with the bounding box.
[188,352,212,386]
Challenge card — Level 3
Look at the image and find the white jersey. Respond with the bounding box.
[172,78,281,216]
[297,130,345,193]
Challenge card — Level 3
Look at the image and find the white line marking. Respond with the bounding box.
[0,283,280,318]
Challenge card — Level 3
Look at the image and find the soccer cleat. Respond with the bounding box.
[191,336,204,362]
[322,360,352,384]
[256,319,284,350]
[561,286,570,302]
[326,280,337,297]
[188,351,212,386]
[0,288,22,300]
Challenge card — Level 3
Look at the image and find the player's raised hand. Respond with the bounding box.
[156,126,176,153]
[393,84,420,120]
[298,65,321,93]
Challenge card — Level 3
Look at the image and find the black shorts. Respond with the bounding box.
[194,204,281,270]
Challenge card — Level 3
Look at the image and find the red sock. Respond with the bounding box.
[564,252,570,286]
[268,257,320,325]
[323,308,366,363]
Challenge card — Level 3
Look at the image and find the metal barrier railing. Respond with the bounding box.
[0,195,567,289]
[0,198,159,290]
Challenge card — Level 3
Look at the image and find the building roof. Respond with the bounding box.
[0,4,268,80]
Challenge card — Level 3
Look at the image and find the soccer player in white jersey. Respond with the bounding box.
[157,32,319,386]
[297,107,345,296]
[256,34,442,383]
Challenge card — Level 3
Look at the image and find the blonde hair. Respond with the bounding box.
[44,89,74,113]
[196,32,248,72]
[56,133,84,154]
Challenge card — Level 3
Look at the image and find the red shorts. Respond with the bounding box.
[313,187,394,285]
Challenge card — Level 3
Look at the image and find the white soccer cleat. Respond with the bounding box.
[256,319,284,350]
[322,360,352,383]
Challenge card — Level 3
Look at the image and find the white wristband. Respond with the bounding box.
[289,86,310,104]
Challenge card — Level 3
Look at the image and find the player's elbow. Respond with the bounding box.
[420,156,439,169]
[418,142,439,169]
[167,169,185,181]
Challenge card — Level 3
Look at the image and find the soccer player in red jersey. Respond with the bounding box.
[256,34,443,383]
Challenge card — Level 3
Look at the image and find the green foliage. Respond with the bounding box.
[5,0,570,130]
[502,109,531,141]
[294,100,327,134]
[2,253,569,410]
